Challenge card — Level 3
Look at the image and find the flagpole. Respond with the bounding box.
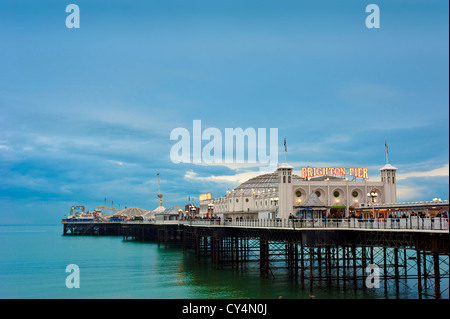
[385,138,389,164]
[284,136,287,163]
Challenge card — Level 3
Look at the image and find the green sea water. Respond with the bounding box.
[0,225,446,299]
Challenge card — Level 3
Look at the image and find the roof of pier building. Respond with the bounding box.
[297,192,329,209]
[153,205,166,214]
[228,173,292,196]
[114,207,150,217]
[228,172,356,197]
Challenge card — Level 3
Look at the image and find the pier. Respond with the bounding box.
[63,217,449,299]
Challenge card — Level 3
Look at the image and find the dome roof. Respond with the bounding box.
[114,207,150,217]
[229,172,302,196]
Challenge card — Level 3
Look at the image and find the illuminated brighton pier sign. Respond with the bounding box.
[301,167,369,180]
[199,192,212,201]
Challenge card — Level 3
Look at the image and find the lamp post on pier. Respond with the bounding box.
[367,189,378,218]
[207,202,214,219]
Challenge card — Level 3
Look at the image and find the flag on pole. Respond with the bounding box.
[284,136,287,152]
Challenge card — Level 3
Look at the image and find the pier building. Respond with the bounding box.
[208,160,397,220]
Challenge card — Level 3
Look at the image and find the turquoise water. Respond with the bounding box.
[0,225,447,299]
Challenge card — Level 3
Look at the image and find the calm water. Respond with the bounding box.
[0,225,447,299]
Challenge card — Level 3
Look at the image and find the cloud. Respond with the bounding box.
[184,170,261,187]
[107,160,137,167]
[396,185,427,202]
[396,164,449,180]
[394,163,449,201]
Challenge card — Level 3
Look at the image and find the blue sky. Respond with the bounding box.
[0,0,448,224]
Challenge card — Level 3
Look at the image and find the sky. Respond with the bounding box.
[0,0,448,224]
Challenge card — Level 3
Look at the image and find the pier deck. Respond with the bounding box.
[62,217,449,299]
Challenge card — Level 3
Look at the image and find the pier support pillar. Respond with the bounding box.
[259,239,269,278]
[433,252,441,299]
[394,248,400,296]
[309,247,314,294]
[417,250,422,299]
[300,245,305,286]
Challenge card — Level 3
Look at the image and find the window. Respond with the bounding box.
[296,190,302,197]
[333,190,340,198]
[352,191,358,198]
[315,191,321,197]
[236,199,239,203]
[288,176,291,183]
[283,176,286,183]
[245,198,249,203]
[392,177,395,184]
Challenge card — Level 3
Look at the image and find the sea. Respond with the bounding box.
[0,225,447,299]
